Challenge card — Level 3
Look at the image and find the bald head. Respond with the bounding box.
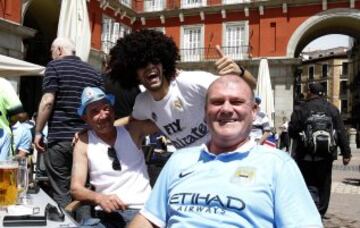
[51,37,75,59]
[205,74,257,153]
[206,75,254,107]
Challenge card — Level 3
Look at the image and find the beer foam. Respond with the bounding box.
[0,164,18,169]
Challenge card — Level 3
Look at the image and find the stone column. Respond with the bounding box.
[348,128,357,151]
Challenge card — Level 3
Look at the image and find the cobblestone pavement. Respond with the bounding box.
[322,151,360,228]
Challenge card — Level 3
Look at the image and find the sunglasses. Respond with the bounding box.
[108,147,121,171]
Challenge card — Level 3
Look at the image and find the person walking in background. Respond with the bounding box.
[279,116,289,151]
[128,75,322,228]
[33,37,104,211]
[289,83,351,218]
[250,96,271,145]
[109,29,256,150]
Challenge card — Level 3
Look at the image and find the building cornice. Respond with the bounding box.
[0,18,36,39]
[113,0,349,19]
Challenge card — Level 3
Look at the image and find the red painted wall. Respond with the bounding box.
[88,0,102,50]
[0,0,21,23]
[88,0,357,57]
[88,0,131,50]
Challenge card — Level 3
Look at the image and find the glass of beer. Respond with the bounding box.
[0,160,18,206]
[16,157,30,204]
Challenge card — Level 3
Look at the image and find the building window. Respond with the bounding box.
[341,100,348,113]
[321,82,327,96]
[308,65,314,80]
[342,62,349,75]
[340,81,347,96]
[223,22,248,60]
[181,25,203,62]
[144,0,165,12]
[120,0,131,7]
[181,0,205,8]
[322,64,328,78]
[223,0,250,4]
[101,16,131,54]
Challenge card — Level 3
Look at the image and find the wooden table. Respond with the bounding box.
[0,188,78,227]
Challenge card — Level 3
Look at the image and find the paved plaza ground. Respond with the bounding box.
[323,149,360,227]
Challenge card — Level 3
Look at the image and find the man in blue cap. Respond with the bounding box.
[71,87,155,227]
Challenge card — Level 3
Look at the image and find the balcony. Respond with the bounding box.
[131,0,269,18]
[136,0,262,10]
[179,45,250,62]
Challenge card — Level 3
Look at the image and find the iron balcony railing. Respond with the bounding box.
[102,42,250,61]
[179,46,250,62]
[138,0,254,12]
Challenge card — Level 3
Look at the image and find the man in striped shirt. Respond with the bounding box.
[34,37,104,209]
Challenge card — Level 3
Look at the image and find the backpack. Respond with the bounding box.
[302,111,337,157]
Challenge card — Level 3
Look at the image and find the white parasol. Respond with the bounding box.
[57,0,91,62]
[255,58,275,127]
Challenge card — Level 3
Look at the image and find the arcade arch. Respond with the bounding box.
[287,8,360,58]
[20,0,60,115]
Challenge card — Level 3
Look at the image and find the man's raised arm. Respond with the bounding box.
[214,45,256,89]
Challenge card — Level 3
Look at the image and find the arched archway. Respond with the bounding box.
[20,0,60,115]
[287,8,360,58]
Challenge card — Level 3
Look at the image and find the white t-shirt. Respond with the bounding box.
[87,126,151,209]
[132,71,217,149]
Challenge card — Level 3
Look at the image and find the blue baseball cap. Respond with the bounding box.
[255,96,261,104]
[78,87,115,116]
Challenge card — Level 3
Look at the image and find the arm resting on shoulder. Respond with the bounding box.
[114,116,131,126]
[127,214,158,228]
[127,118,160,148]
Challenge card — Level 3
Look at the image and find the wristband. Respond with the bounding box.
[239,66,245,77]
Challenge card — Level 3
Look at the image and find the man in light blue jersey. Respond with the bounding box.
[128,75,322,228]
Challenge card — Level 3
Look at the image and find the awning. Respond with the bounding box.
[0,54,44,77]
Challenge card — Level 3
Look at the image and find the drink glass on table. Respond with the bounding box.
[0,160,18,206]
[16,157,31,204]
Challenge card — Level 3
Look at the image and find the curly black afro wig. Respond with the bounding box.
[109,29,180,89]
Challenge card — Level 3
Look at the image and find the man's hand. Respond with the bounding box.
[343,156,351,166]
[96,194,127,213]
[214,45,256,89]
[214,45,242,76]
[72,128,88,146]
[34,134,45,153]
